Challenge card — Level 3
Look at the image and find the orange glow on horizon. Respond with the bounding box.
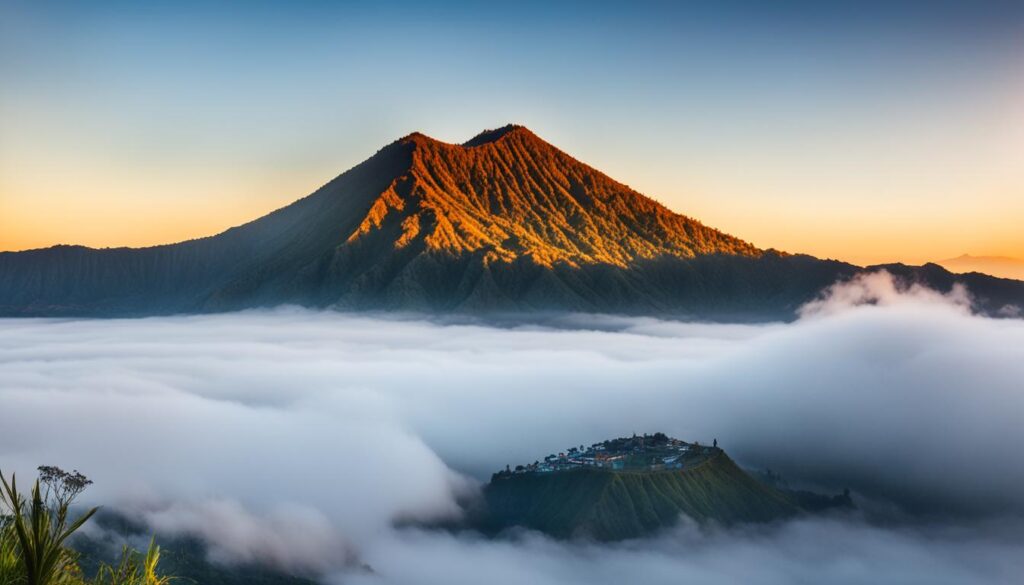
[2,170,1021,277]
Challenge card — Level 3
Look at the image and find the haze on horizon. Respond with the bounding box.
[1,0,1022,271]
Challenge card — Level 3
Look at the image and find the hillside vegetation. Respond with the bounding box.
[481,451,807,541]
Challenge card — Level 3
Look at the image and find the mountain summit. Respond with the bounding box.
[346,124,758,269]
[1,125,1021,318]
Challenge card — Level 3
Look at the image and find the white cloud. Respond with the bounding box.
[141,499,356,574]
[998,304,1022,318]
[344,519,1024,585]
[0,272,1022,582]
[798,269,973,318]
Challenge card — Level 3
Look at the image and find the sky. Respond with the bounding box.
[1,0,1022,265]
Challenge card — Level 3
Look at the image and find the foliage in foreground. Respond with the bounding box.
[91,540,170,585]
[0,467,172,585]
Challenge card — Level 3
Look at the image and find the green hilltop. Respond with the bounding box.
[475,434,850,541]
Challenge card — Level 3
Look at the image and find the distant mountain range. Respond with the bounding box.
[935,254,1024,281]
[1,125,1022,319]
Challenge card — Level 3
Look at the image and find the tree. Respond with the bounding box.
[35,469,91,515]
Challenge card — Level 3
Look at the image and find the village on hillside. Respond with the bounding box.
[494,432,720,478]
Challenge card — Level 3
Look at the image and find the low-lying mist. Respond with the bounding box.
[1,272,1022,583]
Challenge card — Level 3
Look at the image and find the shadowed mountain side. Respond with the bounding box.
[316,251,859,319]
[1,125,1022,318]
[872,262,1024,316]
[0,140,415,315]
[0,247,856,318]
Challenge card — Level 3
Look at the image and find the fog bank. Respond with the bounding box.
[1,272,1022,582]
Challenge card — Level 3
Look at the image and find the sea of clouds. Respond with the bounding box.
[1,271,1023,584]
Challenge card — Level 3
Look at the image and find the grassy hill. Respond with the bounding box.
[480,450,805,541]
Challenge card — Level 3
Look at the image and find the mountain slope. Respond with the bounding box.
[479,451,801,541]
[1,125,1022,318]
[349,126,759,268]
[0,137,413,315]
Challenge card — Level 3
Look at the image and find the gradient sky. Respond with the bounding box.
[1,0,1022,265]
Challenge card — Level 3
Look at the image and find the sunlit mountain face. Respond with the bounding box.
[348,126,761,266]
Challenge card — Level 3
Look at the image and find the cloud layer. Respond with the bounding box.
[1,273,1022,582]
[346,519,1024,585]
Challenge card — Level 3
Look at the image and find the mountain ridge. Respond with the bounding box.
[1,125,1022,318]
[935,254,1024,281]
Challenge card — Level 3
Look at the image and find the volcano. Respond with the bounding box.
[1,125,1021,318]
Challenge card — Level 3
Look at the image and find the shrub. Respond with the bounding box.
[91,540,170,585]
[0,468,172,585]
[0,472,95,585]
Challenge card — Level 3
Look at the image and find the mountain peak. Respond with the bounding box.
[462,124,530,147]
[399,124,534,149]
[343,124,761,268]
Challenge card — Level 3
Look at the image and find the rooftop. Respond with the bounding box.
[494,432,721,479]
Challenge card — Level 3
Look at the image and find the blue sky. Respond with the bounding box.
[1,0,1022,263]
